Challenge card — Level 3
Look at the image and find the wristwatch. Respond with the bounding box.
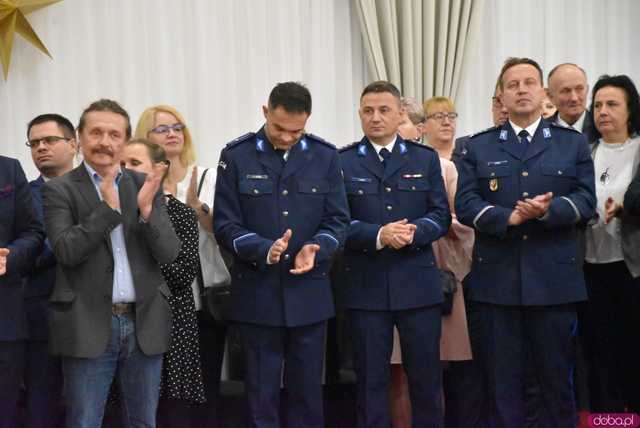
[200,202,210,215]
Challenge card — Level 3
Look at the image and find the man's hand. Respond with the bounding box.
[290,243,320,275]
[604,197,623,224]
[186,165,200,210]
[268,229,292,264]
[99,167,120,211]
[380,219,417,249]
[508,210,526,226]
[515,192,553,221]
[0,248,9,276]
[138,162,168,220]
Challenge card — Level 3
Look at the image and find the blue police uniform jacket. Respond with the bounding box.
[213,128,350,327]
[455,119,596,306]
[338,136,451,311]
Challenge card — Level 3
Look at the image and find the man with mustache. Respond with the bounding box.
[455,57,596,427]
[42,99,180,428]
[23,113,77,428]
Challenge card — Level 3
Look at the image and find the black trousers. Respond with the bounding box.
[584,261,640,412]
[0,340,24,428]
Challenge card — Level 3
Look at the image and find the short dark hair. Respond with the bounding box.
[361,80,401,102]
[268,82,312,114]
[587,74,640,141]
[27,113,75,140]
[78,99,131,139]
[498,57,544,89]
[547,63,587,86]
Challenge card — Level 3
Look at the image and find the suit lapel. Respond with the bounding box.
[360,139,384,179]
[499,124,527,161]
[281,138,312,180]
[118,172,136,234]
[383,138,409,181]
[522,122,551,162]
[73,164,113,252]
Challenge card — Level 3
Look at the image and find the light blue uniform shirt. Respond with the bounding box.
[83,162,136,303]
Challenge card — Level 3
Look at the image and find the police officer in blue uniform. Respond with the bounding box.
[339,81,451,428]
[213,82,349,428]
[455,58,596,428]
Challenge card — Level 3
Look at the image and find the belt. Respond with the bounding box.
[112,302,135,315]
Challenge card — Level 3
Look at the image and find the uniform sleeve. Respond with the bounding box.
[543,136,596,228]
[213,149,273,270]
[455,140,513,238]
[5,161,44,276]
[303,151,350,264]
[407,151,451,249]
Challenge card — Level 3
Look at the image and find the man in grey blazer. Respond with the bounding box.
[42,99,180,428]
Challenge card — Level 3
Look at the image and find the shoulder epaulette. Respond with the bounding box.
[304,133,335,149]
[406,140,435,151]
[225,132,255,149]
[550,122,582,134]
[338,141,361,153]
[469,125,500,139]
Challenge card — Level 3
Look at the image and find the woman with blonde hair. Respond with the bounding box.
[135,105,230,427]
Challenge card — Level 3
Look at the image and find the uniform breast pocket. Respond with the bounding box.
[540,163,576,195]
[345,181,378,196]
[476,164,513,200]
[239,179,274,197]
[298,180,330,196]
[397,178,430,192]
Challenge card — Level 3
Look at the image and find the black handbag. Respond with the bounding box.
[440,269,457,316]
[196,168,231,323]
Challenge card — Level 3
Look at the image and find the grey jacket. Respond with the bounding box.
[43,165,180,358]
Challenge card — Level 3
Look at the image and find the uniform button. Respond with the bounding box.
[558,170,563,175]
[284,253,290,261]
[522,192,529,198]
[358,189,364,195]
[522,171,529,177]
[282,189,288,196]
[253,189,259,194]
[386,205,393,211]
[385,187,391,193]
[478,257,483,262]
[411,185,416,190]
[311,188,317,193]
[490,172,496,177]
[523,235,528,240]
[282,210,289,216]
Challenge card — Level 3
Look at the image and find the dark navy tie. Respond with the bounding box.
[517,130,529,157]
[379,148,392,168]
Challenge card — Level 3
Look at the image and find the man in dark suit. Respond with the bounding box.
[339,80,451,427]
[548,63,594,143]
[42,99,180,428]
[214,82,350,428]
[24,113,77,428]
[0,156,44,428]
[455,57,596,427]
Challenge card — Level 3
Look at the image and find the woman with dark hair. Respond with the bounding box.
[584,74,640,412]
[121,139,206,426]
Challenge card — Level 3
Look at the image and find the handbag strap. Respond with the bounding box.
[195,168,209,296]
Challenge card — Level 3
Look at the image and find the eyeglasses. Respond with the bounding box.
[427,112,458,122]
[26,136,71,149]
[600,167,610,185]
[149,123,186,134]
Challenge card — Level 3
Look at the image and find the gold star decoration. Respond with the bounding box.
[0,0,62,80]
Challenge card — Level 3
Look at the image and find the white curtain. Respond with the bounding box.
[354,0,484,101]
[0,0,367,179]
[455,0,640,138]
